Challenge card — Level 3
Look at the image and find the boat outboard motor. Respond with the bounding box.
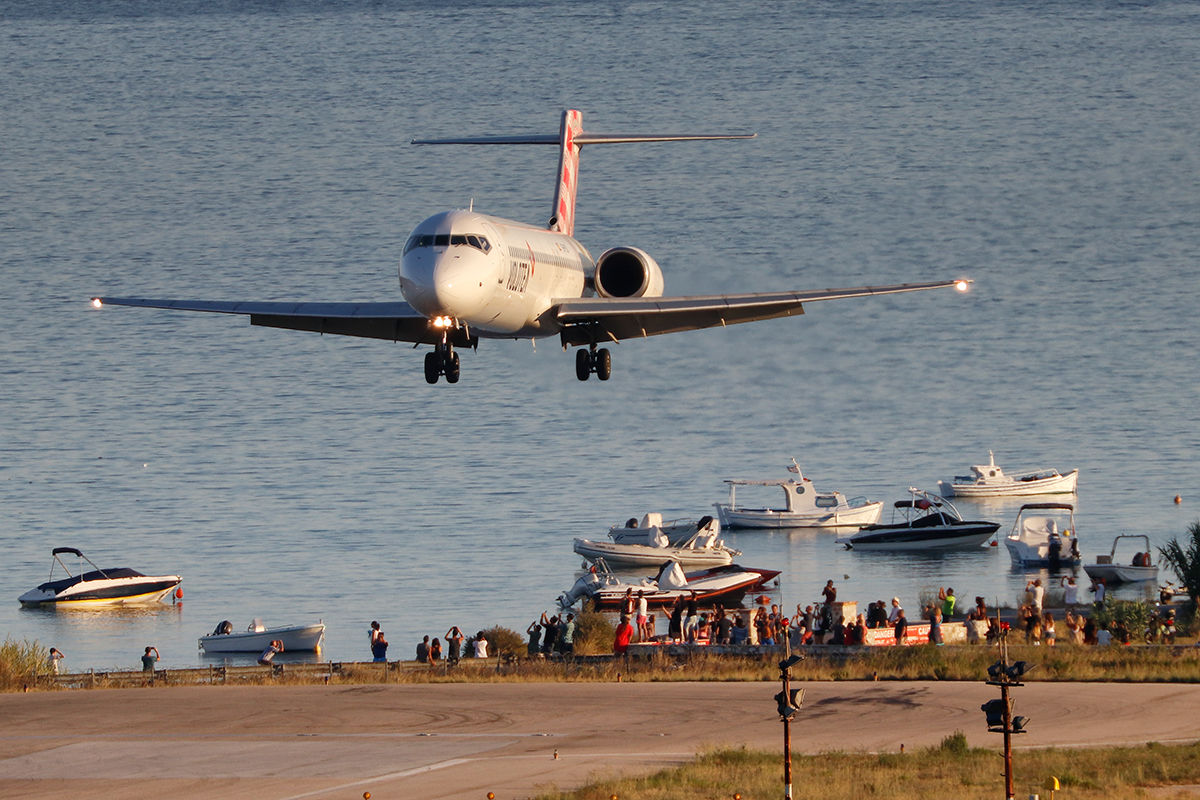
[1048,533,1061,570]
[213,620,233,636]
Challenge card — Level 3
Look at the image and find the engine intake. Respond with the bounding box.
[593,246,665,298]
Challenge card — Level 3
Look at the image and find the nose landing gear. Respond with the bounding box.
[424,343,461,384]
[575,345,611,382]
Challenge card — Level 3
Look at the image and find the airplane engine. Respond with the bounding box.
[592,246,665,298]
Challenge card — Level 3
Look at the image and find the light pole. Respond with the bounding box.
[983,614,1033,800]
[775,653,804,800]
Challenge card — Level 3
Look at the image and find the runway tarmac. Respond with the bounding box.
[2,680,1198,799]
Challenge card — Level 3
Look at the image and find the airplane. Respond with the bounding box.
[91,109,970,384]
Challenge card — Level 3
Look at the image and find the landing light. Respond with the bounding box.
[954,280,971,292]
[91,298,103,308]
[432,315,453,329]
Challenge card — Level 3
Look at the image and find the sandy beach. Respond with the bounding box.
[1,680,1198,799]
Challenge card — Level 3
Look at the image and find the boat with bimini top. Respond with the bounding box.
[18,548,182,608]
[1004,503,1082,569]
[1083,535,1158,585]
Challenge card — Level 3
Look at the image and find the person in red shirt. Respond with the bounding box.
[613,614,635,655]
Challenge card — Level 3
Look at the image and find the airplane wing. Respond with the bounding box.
[88,297,469,346]
[553,279,967,346]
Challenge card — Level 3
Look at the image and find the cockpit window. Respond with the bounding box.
[403,234,491,255]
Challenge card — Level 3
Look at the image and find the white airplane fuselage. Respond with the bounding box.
[399,209,593,339]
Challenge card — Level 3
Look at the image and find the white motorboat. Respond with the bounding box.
[1084,535,1158,585]
[608,513,719,546]
[19,547,182,608]
[1004,503,1082,569]
[199,619,326,653]
[557,558,779,611]
[574,523,739,567]
[714,461,883,529]
[836,489,1001,551]
[937,451,1078,497]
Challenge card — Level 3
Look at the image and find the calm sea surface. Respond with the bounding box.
[3,0,1199,669]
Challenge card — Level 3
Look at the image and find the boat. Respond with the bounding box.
[937,451,1078,497]
[574,523,740,567]
[1004,503,1082,569]
[557,558,780,610]
[1083,535,1159,584]
[199,619,326,653]
[835,489,1001,551]
[713,461,883,529]
[18,547,182,608]
[608,513,720,547]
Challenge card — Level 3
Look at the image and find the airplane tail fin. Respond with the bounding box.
[412,110,755,238]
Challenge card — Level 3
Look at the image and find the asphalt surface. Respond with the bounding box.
[2,680,1199,799]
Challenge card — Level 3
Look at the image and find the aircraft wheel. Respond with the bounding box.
[424,351,441,384]
[596,348,612,381]
[445,351,461,383]
[575,348,591,381]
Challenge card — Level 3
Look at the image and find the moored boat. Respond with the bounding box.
[1083,535,1158,584]
[938,451,1078,498]
[199,619,326,653]
[557,558,779,610]
[608,513,719,547]
[574,522,739,567]
[836,489,1000,551]
[714,461,883,529]
[1004,503,1082,569]
[19,548,182,608]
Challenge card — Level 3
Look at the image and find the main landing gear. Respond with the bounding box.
[575,345,611,381]
[424,343,460,384]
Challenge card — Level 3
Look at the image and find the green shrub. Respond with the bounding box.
[1160,521,1200,603]
[571,611,615,655]
[478,626,524,657]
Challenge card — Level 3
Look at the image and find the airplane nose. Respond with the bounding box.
[431,257,488,316]
[400,250,490,318]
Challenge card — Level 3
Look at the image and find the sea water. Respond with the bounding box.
[2,0,1198,669]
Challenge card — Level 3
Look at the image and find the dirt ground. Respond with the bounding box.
[1,680,1198,799]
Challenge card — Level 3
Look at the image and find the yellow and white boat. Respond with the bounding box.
[19,547,181,607]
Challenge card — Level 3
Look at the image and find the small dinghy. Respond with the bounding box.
[199,619,326,653]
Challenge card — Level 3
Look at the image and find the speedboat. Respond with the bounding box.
[19,547,182,607]
[1084,535,1158,584]
[557,558,779,610]
[574,522,740,567]
[199,619,326,653]
[1004,503,1082,569]
[937,451,1078,498]
[608,513,719,546]
[836,489,1000,551]
[714,460,883,529]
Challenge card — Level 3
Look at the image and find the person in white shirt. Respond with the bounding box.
[473,632,488,659]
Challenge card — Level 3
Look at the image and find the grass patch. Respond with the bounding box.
[0,638,48,691]
[531,741,1200,800]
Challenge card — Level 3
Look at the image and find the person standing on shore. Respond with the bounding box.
[560,614,576,656]
[635,590,649,642]
[416,636,429,663]
[613,614,634,655]
[48,647,64,675]
[939,587,956,619]
[141,646,159,672]
[445,626,464,665]
[1093,578,1107,607]
[893,610,908,645]
[526,620,543,657]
